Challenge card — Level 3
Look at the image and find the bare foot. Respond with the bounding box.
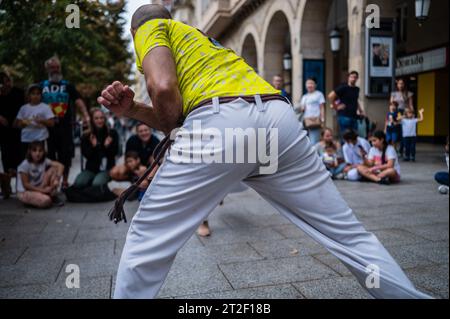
[197,221,211,237]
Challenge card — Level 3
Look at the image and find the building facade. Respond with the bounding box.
[153,0,448,141]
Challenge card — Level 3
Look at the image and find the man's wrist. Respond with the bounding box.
[124,101,138,118]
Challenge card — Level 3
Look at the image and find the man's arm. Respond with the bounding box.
[98,48,183,135]
[141,46,183,135]
[357,102,365,116]
[75,98,90,123]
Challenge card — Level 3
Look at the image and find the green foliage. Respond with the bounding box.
[0,0,132,107]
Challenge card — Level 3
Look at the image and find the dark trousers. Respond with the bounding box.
[435,172,449,186]
[403,136,416,160]
[0,128,22,172]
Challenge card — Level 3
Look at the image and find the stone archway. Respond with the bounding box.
[263,11,292,93]
[241,33,259,73]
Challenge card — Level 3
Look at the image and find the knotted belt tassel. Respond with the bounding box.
[108,134,174,224]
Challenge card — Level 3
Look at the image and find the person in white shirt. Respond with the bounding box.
[399,108,424,162]
[357,130,401,185]
[297,78,325,145]
[14,84,55,159]
[341,130,371,181]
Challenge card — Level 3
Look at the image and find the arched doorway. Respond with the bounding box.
[300,0,349,129]
[263,11,292,95]
[241,33,258,73]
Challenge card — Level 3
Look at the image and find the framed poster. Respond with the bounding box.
[303,59,325,95]
[364,18,395,98]
[370,37,394,78]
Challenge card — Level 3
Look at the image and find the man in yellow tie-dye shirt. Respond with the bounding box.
[98,4,432,300]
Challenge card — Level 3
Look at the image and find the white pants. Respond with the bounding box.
[114,97,431,299]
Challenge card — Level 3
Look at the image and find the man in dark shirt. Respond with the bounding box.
[328,71,366,140]
[40,56,90,188]
[0,72,24,198]
[109,123,160,181]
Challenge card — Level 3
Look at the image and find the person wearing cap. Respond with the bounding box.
[98,4,431,299]
[14,84,55,159]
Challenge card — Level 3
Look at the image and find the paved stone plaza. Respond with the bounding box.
[0,143,448,299]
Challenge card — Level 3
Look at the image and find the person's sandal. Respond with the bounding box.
[197,221,211,237]
[378,177,391,185]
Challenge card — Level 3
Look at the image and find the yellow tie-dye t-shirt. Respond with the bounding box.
[134,19,280,116]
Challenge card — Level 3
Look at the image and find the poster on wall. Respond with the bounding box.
[369,36,393,78]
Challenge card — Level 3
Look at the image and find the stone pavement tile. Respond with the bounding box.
[0,223,47,236]
[179,284,304,299]
[248,238,327,259]
[271,224,310,239]
[74,224,130,243]
[312,254,352,276]
[371,228,430,247]
[198,226,284,247]
[0,228,78,249]
[405,264,449,299]
[158,262,233,298]
[0,214,22,227]
[218,256,338,289]
[18,240,115,264]
[400,241,449,265]
[292,276,372,299]
[0,258,64,287]
[403,223,449,242]
[41,212,87,232]
[221,213,290,229]
[0,247,27,266]
[203,242,263,264]
[358,212,448,231]
[57,255,121,283]
[383,244,439,269]
[0,275,111,299]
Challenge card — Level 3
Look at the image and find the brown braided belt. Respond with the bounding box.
[108,94,290,223]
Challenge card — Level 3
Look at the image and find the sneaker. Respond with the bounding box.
[51,195,65,207]
[403,158,410,162]
[378,177,391,185]
[438,185,449,195]
[335,173,345,180]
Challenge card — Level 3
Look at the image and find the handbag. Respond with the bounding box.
[304,117,322,129]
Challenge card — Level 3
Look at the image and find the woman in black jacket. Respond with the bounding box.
[73,108,119,188]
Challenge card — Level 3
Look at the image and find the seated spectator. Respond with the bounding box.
[14,84,55,158]
[435,137,449,194]
[342,130,371,181]
[322,143,347,180]
[16,141,64,208]
[357,130,401,185]
[73,108,119,188]
[315,128,345,179]
[111,151,157,201]
[110,123,159,180]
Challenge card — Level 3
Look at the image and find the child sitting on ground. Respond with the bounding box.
[16,141,64,208]
[111,151,157,201]
[399,108,424,162]
[357,130,401,185]
[434,136,449,194]
[322,143,347,179]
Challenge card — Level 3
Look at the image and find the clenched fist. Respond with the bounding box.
[97,81,135,117]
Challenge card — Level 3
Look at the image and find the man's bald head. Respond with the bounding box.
[131,4,172,31]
